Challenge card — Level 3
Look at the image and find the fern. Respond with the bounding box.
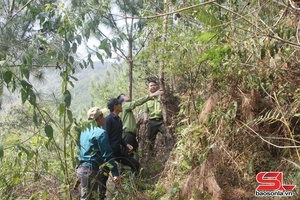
[252,109,282,125]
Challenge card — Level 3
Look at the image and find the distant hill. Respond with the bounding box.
[1,61,109,117]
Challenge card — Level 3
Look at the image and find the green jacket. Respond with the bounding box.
[143,95,163,119]
[120,95,149,134]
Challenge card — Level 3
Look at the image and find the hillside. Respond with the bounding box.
[1,61,108,116]
[1,1,300,200]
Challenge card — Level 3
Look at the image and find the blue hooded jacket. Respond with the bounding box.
[77,123,119,176]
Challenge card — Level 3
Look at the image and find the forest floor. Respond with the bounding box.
[12,130,300,200]
[105,132,170,200]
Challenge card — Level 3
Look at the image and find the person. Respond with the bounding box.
[76,107,121,200]
[143,80,170,156]
[103,98,140,175]
[117,89,164,157]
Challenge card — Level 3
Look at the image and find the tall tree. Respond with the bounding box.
[85,0,148,99]
[159,0,171,140]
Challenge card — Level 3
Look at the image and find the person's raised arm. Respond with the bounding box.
[122,90,163,111]
[149,89,164,98]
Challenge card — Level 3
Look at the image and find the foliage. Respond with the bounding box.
[0,105,74,199]
[89,62,128,107]
[150,0,300,198]
[0,0,113,199]
[89,61,150,113]
[1,0,300,199]
[71,0,150,98]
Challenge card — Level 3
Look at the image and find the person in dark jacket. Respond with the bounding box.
[103,98,140,174]
[76,107,121,200]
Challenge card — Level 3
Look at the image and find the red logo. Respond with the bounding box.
[256,172,296,191]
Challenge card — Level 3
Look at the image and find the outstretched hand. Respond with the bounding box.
[113,176,121,185]
[150,89,164,98]
[127,144,133,152]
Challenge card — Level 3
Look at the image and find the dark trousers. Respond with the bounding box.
[122,131,138,155]
[113,147,140,174]
[76,165,109,200]
[147,119,169,152]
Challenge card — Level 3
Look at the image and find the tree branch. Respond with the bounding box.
[89,1,216,20]
[4,0,35,28]
[240,120,300,149]
[212,1,264,33]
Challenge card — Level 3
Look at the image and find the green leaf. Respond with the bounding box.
[0,145,3,159]
[69,55,75,64]
[13,175,20,185]
[26,54,33,67]
[29,193,37,200]
[21,80,31,89]
[16,144,30,156]
[21,89,28,103]
[58,103,65,116]
[28,89,37,106]
[22,68,30,79]
[67,31,75,41]
[112,39,117,52]
[63,40,70,52]
[83,60,87,67]
[70,75,78,81]
[96,52,104,63]
[64,91,71,108]
[72,42,77,53]
[197,32,215,42]
[33,110,38,125]
[31,6,39,19]
[45,4,52,12]
[99,39,110,52]
[22,55,27,64]
[67,109,73,123]
[83,28,90,39]
[45,125,53,139]
[3,71,13,84]
[20,146,30,157]
[75,35,82,44]
[39,15,46,25]
[103,47,112,58]
[42,191,47,200]
[69,80,74,87]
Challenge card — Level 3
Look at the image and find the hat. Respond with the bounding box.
[107,98,124,110]
[87,107,104,120]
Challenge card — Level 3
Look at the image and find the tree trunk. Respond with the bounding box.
[0,68,3,110]
[159,0,172,141]
[0,59,8,110]
[128,38,133,99]
[128,18,134,100]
